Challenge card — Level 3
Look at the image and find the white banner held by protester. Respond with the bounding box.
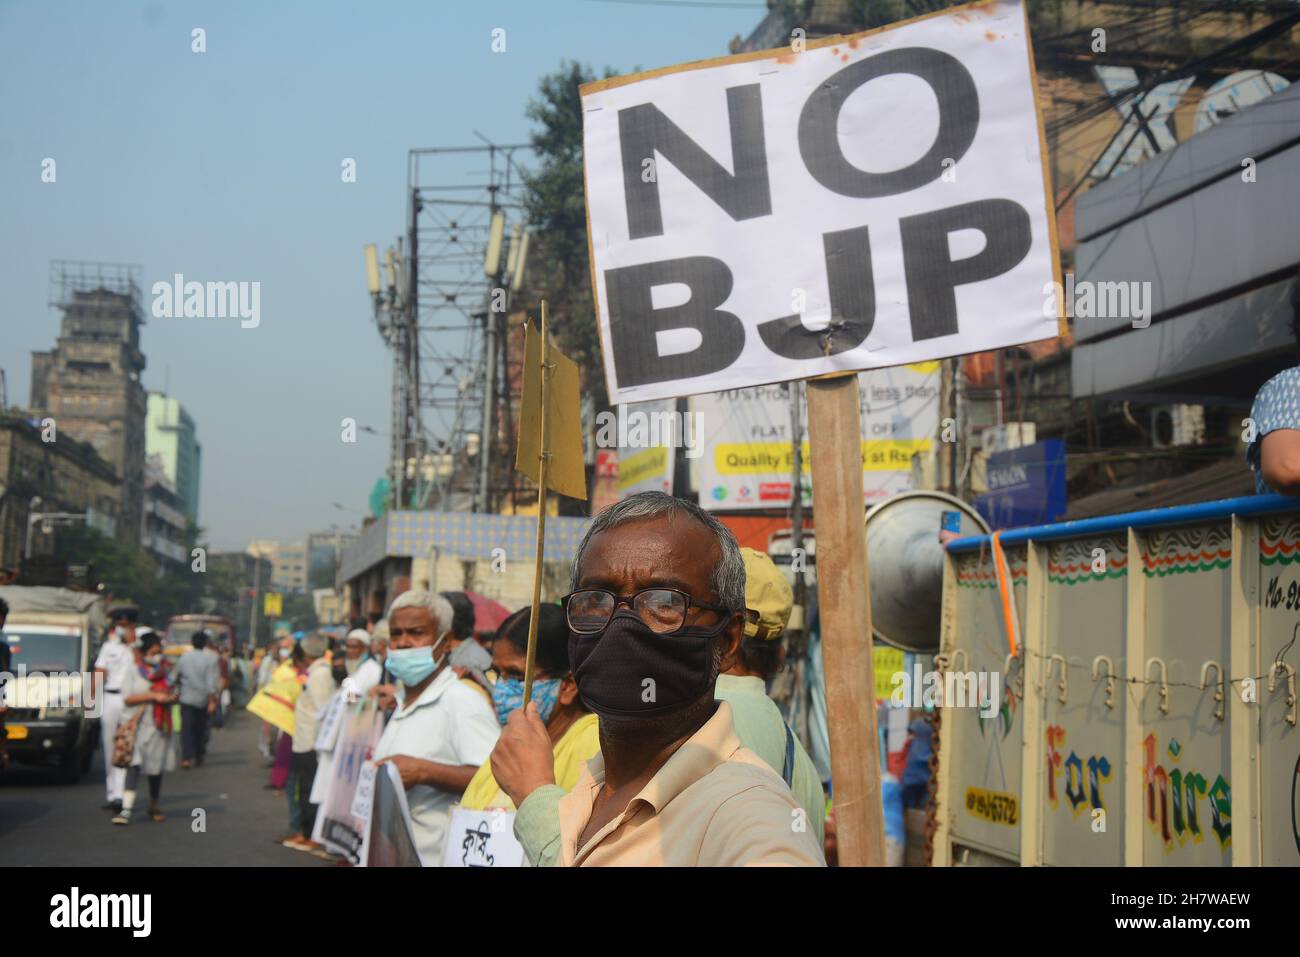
[309,690,348,804]
[311,701,383,864]
[349,759,380,822]
[442,807,526,868]
[581,0,1060,404]
[314,691,346,753]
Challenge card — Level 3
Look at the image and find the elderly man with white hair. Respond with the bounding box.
[345,625,386,698]
[373,591,499,864]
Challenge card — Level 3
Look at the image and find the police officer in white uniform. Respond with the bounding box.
[94,606,139,812]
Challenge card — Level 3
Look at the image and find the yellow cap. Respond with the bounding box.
[741,547,793,641]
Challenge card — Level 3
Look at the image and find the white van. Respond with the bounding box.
[1,586,105,783]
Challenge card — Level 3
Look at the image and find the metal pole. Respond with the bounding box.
[948,358,959,495]
[249,554,261,648]
[788,381,806,630]
[407,198,420,510]
[787,381,809,747]
[478,191,507,514]
[478,311,498,512]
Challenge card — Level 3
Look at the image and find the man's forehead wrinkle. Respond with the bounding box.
[579,516,718,591]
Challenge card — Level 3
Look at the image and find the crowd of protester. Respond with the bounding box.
[100,491,874,865]
[246,491,843,866]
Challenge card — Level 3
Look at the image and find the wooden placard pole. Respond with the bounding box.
[805,372,884,867]
[522,301,551,706]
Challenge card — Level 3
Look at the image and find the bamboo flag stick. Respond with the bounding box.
[522,301,551,706]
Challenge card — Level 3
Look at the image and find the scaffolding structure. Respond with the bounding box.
[48,260,145,319]
[371,142,533,513]
[38,260,148,546]
[371,140,533,514]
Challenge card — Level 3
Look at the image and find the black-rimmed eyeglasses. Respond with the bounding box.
[563,588,730,636]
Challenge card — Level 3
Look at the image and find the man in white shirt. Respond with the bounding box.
[346,628,385,699]
[373,591,499,865]
[286,632,335,850]
[93,606,139,812]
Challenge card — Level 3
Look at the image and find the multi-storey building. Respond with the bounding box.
[145,392,201,525]
[247,538,309,594]
[0,412,120,572]
[140,454,189,567]
[30,262,147,544]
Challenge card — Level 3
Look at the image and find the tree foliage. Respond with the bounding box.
[52,525,236,629]
[521,61,619,412]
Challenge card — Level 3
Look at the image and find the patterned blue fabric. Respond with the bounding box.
[491,676,560,727]
[1247,366,1300,494]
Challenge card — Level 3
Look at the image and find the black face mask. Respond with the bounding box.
[569,609,730,718]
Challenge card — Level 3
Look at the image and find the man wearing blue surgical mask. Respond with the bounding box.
[372,591,499,865]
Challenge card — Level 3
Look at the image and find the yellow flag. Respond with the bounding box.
[246,665,302,735]
[516,320,587,500]
[263,592,282,617]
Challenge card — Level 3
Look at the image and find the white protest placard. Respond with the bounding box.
[349,759,380,822]
[308,691,352,804]
[314,690,346,753]
[581,0,1059,404]
[311,701,383,864]
[441,807,526,868]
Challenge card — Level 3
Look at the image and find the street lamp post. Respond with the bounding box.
[249,555,261,650]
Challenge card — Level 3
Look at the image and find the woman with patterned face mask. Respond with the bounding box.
[112,631,179,825]
[460,605,598,812]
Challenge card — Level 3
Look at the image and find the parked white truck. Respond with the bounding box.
[0,585,106,783]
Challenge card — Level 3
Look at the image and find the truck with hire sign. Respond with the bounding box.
[936,494,1299,867]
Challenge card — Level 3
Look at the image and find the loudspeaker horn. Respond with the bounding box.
[864,490,989,653]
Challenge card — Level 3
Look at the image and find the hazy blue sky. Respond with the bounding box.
[0,0,762,550]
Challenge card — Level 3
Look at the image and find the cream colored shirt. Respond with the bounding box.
[291,658,335,754]
[555,701,825,866]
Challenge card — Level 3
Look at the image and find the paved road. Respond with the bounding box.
[0,710,331,866]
